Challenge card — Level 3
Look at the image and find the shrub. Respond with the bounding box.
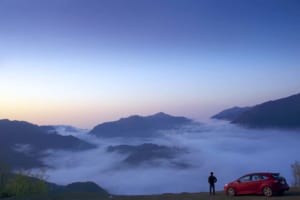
[291,161,300,187]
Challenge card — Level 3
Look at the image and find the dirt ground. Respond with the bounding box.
[3,188,300,200]
[113,188,300,200]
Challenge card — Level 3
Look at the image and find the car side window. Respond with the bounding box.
[239,176,251,182]
[252,175,261,181]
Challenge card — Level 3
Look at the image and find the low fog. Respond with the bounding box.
[40,121,300,195]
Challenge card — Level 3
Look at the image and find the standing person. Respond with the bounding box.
[208,172,217,195]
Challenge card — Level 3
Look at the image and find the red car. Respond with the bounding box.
[224,172,289,197]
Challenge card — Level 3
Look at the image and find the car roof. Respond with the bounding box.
[242,172,279,177]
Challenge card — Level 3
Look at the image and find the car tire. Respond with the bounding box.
[263,186,273,197]
[227,187,236,196]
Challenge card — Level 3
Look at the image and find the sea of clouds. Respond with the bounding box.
[41,121,300,195]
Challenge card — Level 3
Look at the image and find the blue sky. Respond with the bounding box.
[0,0,299,128]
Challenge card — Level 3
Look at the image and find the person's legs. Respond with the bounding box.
[212,185,215,195]
[209,184,212,195]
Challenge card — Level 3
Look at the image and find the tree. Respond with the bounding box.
[291,161,300,187]
[0,160,11,197]
[4,169,48,197]
[0,160,9,185]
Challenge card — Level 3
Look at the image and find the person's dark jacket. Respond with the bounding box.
[208,175,217,185]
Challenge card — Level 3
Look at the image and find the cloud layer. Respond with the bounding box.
[41,121,300,195]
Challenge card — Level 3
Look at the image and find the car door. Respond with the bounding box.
[237,175,252,194]
[247,175,262,194]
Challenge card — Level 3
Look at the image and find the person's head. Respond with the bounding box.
[210,172,214,175]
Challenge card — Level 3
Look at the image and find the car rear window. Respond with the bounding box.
[272,173,284,180]
[272,173,280,178]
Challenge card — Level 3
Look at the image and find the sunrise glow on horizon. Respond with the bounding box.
[1,0,299,128]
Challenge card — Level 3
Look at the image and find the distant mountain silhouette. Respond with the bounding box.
[211,106,251,121]
[232,93,300,128]
[0,119,96,169]
[40,125,57,133]
[107,143,190,168]
[90,112,193,138]
[64,182,108,193]
[41,125,83,134]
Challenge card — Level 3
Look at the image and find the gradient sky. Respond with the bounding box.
[0,0,299,128]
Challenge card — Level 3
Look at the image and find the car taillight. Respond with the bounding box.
[273,179,286,184]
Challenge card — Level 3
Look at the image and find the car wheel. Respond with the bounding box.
[227,187,236,196]
[263,186,273,197]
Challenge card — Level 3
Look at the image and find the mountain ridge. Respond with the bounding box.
[89,112,193,138]
[0,119,96,169]
[211,106,251,121]
[232,93,300,128]
[213,93,300,129]
[106,143,189,168]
